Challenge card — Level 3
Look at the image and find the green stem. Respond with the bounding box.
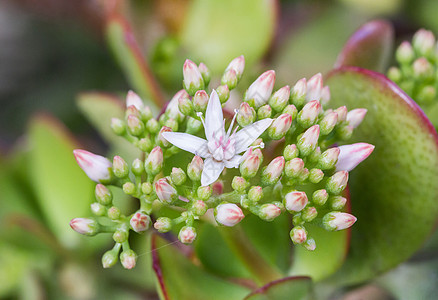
[219,225,283,285]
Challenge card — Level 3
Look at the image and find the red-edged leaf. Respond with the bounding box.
[244,276,313,300]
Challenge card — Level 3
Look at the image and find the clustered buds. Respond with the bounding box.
[71,55,374,268]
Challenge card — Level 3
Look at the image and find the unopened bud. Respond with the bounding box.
[113,156,129,178]
[240,154,261,178]
[418,85,437,104]
[192,200,208,216]
[336,143,375,172]
[326,171,349,194]
[170,167,186,185]
[70,218,99,236]
[262,156,285,185]
[122,182,136,195]
[413,29,435,56]
[298,100,321,127]
[319,111,338,135]
[197,186,212,200]
[396,41,415,64]
[158,126,172,148]
[285,158,304,178]
[413,57,433,79]
[132,158,144,176]
[198,62,211,86]
[215,203,245,226]
[268,114,292,139]
[301,206,318,222]
[91,202,106,216]
[237,102,256,127]
[183,59,204,96]
[108,206,121,220]
[269,86,290,112]
[187,155,204,181]
[217,85,230,104]
[387,67,402,83]
[291,78,307,107]
[330,196,347,210]
[346,109,367,129]
[304,238,316,251]
[145,146,163,175]
[120,249,137,269]
[126,90,144,110]
[323,212,357,231]
[193,90,209,112]
[141,182,153,194]
[257,105,272,119]
[259,204,282,221]
[284,144,299,160]
[179,226,197,244]
[297,168,309,182]
[224,55,245,79]
[95,184,112,205]
[166,90,187,122]
[318,147,340,170]
[221,68,238,90]
[73,150,112,183]
[212,181,224,195]
[284,191,308,213]
[102,247,119,268]
[178,94,193,116]
[297,125,320,156]
[282,104,298,119]
[244,70,276,107]
[186,117,203,134]
[312,189,328,206]
[306,73,323,102]
[290,226,307,244]
[130,212,151,232]
[232,176,248,192]
[309,168,324,183]
[127,115,144,136]
[126,105,141,119]
[337,124,353,140]
[154,217,172,233]
[155,178,177,203]
[248,186,263,202]
[146,118,160,133]
[335,106,347,122]
[320,86,330,106]
[111,118,125,135]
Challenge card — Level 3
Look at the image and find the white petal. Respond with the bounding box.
[201,158,224,186]
[233,118,273,153]
[161,132,209,157]
[336,143,375,171]
[205,90,224,141]
[224,155,242,168]
[126,91,144,110]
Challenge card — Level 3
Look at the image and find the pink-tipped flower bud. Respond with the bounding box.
[198,62,211,86]
[240,154,261,178]
[244,70,276,107]
[269,85,290,112]
[127,115,144,136]
[158,126,172,148]
[95,184,112,205]
[183,59,204,96]
[306,73,323,102]
[154,217,172,233]
[212,181,224,195]
[126,90,144,110]
[290,226,307,244]
[323,212,357,231]
[193,90,209,112]
[178,226,197,244]
[291,78,307,107]
[73,150,112,183]
[330,195,347,210]
[298,100,321,127]
[259,203,282,221]
[284,144,299,160]
[284,191,308,212]
[326,171,349,194]
[319,111,338,135]
[335,143,375,172]
[224,55,245,79]
[335,106,348,122]
[120,249,137,269]
[130,211,151,233]
[217,85,230,104]
[248,186,263,202]
[304,238,316,251]
[215,203,245,226]
[312,189,329,206]
[257,104,272,119]
[318,147,340,170]
[413,57,433,78]
[301,206,318,222]
[309,168,324,183]
[170,167,186,185]
[320,86,330,106]
[192,200,208,216]
[70,218,99,236]
[237,102,256,127]
[155,178,177,203]
[197,186,212,201]
[102,247,119,268]
[396,41,414,64]
[178,94,193,116]
[413,29,436,56]
[232,176,248,192]
[221,68,238,90]
[347,108,367,129]
[285,158,304,178]
[145,146,163,175]
[268,113,292,140]
[297,125,320,156]
[187,155,204,181]
[113,156,129,178]
[262,156,285,185]
[166,90,187,121]
[282,104,298,119]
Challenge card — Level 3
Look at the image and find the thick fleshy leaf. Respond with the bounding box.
[244,276,313,300]
[179,0,276,72]
[326,67,438,284]
[106,14,165,110]
[334,20,394,72]
[28,114,95,248]
[152,235,250,300]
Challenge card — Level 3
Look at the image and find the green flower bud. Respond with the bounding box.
[337,124,353,140]
[259,203,282,221]
[111,118,125,136]
[183,59,204,96]
[291,78,307,108]
[138,137,153,152]
[113,156,129,178]
[285,158,304,178]
[141,182,153,195]
[237,102,256,127]
[269,86,290,112]
[187,156,204,181]
[284,144,299,160]
[91,202,106,216]
[318,148,340,170]
[113,228,129,243]
[186,117,203,134]
[301,206,318,222]
[282,104,298,119]
[232,176,248,192]
[396,41,414,64]
[326,171,349,195]
[193,90,209,113]
[312,189,328,206]
[268,114,292,140]
[198,62,211,86]
[170,167,186,185]
[154,217,172,233]
[192,200,208,216]
[319,111,338,135]
[197,186,212,200]
[240,154,261,178]
[146,118,160,134]
[164,118,178,132]
[387,67,402,83]
[108,206,121,220]
[221,68,238,90]
[417,85,436,104]
[70,218,100,236]
[261,156,285,185]
[126,115,144,136]
[95,184,112,205]
[178,95,193,116]
[178,226,197,244]
[290,226,307,244]
[257,105,272,119]
[217,85,230,104]
[297,100,321,128]
[309,168,324,184]
[132,158,144,176]
[123,182,136,195]
[120,249,137,269]
[297,168,309,183]
[248,186,263,202]
[304,238,316,251]
[297,125,320,157]
[145,146,163,175]
[330,195,347,210]
[102,247,119,268]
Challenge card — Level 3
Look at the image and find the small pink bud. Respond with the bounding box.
[269,85,290,112]
[225,55,245,78]
[306,73,323,102]
[268,113,292,139]
[198,62,211,85]
[215,203,244,226]
[120,249,137,269]
[413,57,433,78]
[158,126,173,148]
[237,102,256,127]
[335,106,348,122]
[178,226,197,244]
[183,59,204,95]
[320,111,338,135]
[326,171,349,194]
[187,155,204,181]
[126,90,144,110]
[297,125,320,156]
[285,157,305,178]
[291,78,307,102]
[193,90,209,112]
[318,147,340,170]
[290,226,307,244]
[155,178,177,203]
[70,218,99,236]
[248,186,263,202]
[336,143,375,172]
[240,154,261,178]
[166,90,187,121]
[145,146,163,175]
[304,238,316,251]
[245,70,276,107]
[212,181,224,195]
[284,191,308,212]
[298,100,321,127]
[130,212,151,233]
[262,156,285,184]
[320,86,330,105]
[113,156,129,178]
[413,29,435,55]
[259,204,282,221]
[396,41,414,63]
[346,108,367,129]
[323,212,357,231]
[73,150,112,183]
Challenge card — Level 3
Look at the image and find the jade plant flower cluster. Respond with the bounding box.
[70,56,374,269]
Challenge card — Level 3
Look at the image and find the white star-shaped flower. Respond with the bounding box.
[162,90,273,186]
